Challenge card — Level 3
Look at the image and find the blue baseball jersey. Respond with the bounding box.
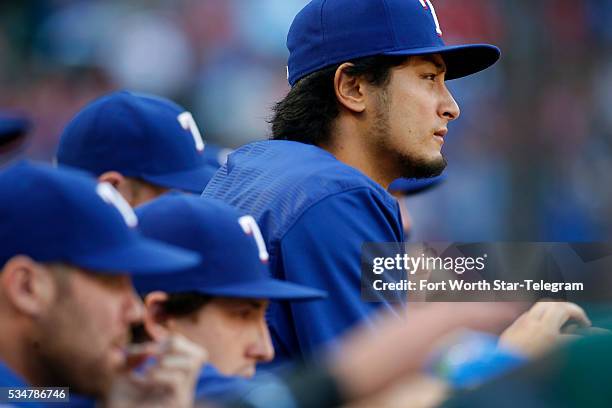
[195,364,289,404]
[0,361,44,407]
[195,365,254,402]
[202,140,405,364]
[0,361,28,388]
[0,361,94,408]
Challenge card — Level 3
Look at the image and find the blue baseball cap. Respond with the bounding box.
[132,195,327,301]
[56,91,212,194]
[0,161,200,274]
[287,0,500,86]
[389,175,446,195]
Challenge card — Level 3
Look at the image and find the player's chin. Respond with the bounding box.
[235,364,257,379]
[423,157,446,178]
[422,144,444,158]
[403,154,446,179]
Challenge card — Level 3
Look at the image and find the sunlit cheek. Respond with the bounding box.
[393,86,429,123]
[173,318,205,346]
[207,328,244,374]
[197,313,240,356]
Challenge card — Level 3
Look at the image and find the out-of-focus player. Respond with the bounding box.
[131,195,325,401]
[0,161,206,407]
[56,91,214,206]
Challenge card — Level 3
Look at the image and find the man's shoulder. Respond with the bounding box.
[204,140,393,209]
[221,139,377,180]
[203,140,398,241]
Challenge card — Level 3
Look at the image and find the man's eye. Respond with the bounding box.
[235,309,252,319]
[423,73,437,81]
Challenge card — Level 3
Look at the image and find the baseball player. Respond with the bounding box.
[129,194,325,401]
[56,91,215,207]
[202,0,501,364]
[0,161,206,407]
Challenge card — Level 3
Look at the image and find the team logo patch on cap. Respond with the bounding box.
[238,215,270,263]
[96,182,138,227]
[418,0,442,36]
[177,111,205,153]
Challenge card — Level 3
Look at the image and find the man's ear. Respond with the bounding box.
[143,291,172,341]
[334,63,367,114]
[0,256,58,317]
[98,171,136,206]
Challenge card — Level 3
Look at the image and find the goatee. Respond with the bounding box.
[395,152,447,179]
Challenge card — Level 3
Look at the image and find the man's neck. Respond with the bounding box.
[0,323,43,386]
[319,120,398,189]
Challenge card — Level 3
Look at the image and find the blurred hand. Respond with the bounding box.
[330,302,519,401]
[498,301,591,358]
[105,334,207,408]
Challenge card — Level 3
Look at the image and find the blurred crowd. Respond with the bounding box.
[1,0,612,241]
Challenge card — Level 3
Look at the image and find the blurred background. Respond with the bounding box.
[0,0,611,242]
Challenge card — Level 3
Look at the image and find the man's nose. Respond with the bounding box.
[439,84,461,121]
[125,288,145,324]
[246,321,275,363]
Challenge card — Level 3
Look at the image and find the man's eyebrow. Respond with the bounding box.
[419,55,447,73]
[247,300,267,309]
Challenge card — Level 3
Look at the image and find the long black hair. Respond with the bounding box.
[271,55,408,145]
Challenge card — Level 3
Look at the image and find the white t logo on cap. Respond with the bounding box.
[238,215,270,263]
[178,112,205,152]
[419,0,442,36]
[96,182,138,228]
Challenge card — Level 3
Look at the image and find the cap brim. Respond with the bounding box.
[177,278,327,301]
[70,238,200,275]
[389,175,446,195]
[142,164,218,194]
[383,43,500,80]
